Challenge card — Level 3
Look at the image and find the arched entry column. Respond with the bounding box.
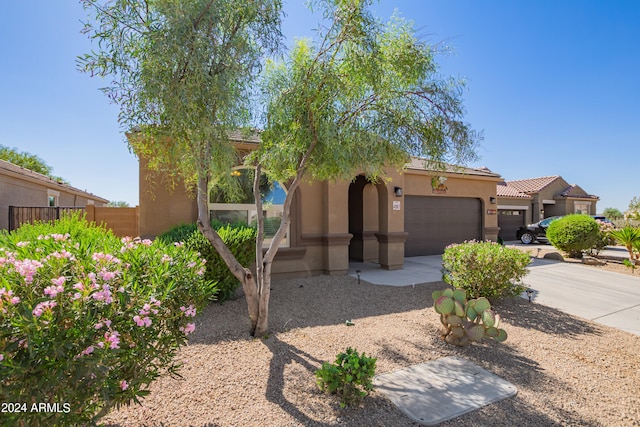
[375,169,407,270]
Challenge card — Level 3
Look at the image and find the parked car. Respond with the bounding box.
[517,215,614,244]
[517,216,561,244]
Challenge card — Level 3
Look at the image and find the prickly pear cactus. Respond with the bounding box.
[432,288,508,347]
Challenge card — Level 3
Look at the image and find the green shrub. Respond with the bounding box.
[159,222,257,301]
[442,241,530,299]
[433,288,507,346]
[546,214,600,258]
[590,219,616,255]
[0,214,215,426]
[315,348,377,408]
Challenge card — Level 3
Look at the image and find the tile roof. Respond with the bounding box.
[406,158,502,178]
[497,176,599,200]
[496,182,532,198]
[557,184,599,200]
[505,176,562,193]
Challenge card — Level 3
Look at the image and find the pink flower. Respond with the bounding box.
[32,300,57,317]
[0,353,3,361]
[120,380,129,391]
[104,331,120,349]
[16,241,29,247]
[81,346,94,356]
[51,276,66,287]
[180,305,197,317]
[179,323,196,335]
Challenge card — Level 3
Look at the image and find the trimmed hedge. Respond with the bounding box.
[159,222,257,301]
[546,215,600,258]
[442,240,530,299]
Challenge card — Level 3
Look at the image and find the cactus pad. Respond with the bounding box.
[435,296,455,314]
[467,324,485,341]
[482,309,496,328]
[474,297,491,313]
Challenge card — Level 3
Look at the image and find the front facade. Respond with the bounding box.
[496,176,599,240]
[138,138,503,278]
[0,159,109,230]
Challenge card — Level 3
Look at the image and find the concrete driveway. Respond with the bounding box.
[349,248,640,336]
[524,257,640,335]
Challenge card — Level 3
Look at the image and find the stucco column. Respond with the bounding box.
[376,170,407,270]
[323,180,352,275]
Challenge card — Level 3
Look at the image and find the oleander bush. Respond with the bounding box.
[442,240,530,299]
[546,214,600,258]
[0,215,215,426]
[159,221,257,301]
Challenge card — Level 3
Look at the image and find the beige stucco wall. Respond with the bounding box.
[0,172,107,231]
[137,155,502,277]
[403,171,501,241]
[138,156,198,238]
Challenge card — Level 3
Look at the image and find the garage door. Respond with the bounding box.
[498,210,526,241]
[404,196,482,256]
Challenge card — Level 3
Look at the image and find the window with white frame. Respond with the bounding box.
[47,189,60,207]
[209,168,289,247]
[574,201,591,214]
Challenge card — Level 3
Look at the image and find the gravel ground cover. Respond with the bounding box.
[102,258,640,427]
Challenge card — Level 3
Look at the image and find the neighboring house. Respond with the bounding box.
[0,159,109,230]
[496,175,599,240]
[137,133,503,278]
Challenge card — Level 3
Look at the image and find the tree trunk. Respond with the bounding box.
[196,173,261,334]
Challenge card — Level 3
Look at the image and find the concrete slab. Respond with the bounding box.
[348,256,443,287]
[374,356,517,426]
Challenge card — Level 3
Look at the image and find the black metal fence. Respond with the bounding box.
[8,206,86,231]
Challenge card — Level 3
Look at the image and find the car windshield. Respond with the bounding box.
[539,216,560,227]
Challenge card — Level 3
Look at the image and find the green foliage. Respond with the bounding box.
[107,200,131,207]
[79,0,283,191]
[602,207,623,220]
[609,226,640,261]
[257,1,480,185]
[546,215,601,258]
[441,241,530,299]
[315,347,377,408]
[0,144,67,183]
[159,222,257,301]
[0,215,213,426]
[432,288,507,347]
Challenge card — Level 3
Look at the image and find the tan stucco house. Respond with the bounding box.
[0,159,109,231]
[137,134,504,278]
[496,175,599,240]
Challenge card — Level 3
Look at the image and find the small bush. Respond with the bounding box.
[590,219,616,255]
[546,215,600,258]
[159,222,257,301]
[315,347,377,408]
[442,241,530,299]
[0,214,215,426]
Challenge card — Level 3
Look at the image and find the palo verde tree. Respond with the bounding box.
[78,0,283,336]
[80,0,479,337]
[250,0,479,335]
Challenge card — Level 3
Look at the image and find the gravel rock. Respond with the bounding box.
[102,274,640,427]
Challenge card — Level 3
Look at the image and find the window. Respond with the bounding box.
[209,168,289,247]
[47,189,60,207]
[574,202,591,214]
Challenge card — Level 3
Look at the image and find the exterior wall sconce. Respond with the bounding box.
[394,186,403,197]
[490,196,497,204]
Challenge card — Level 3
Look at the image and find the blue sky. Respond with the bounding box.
[1,1,638,212]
